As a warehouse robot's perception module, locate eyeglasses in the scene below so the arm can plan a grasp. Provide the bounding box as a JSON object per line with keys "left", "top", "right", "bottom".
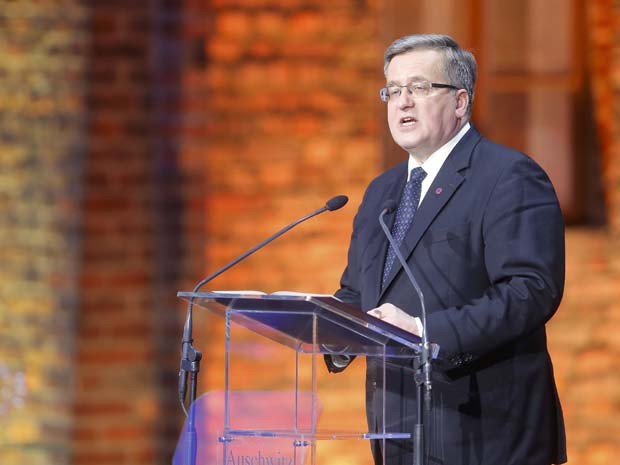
{"left": 379, "top": 81, "right": 459, "bottom": 102}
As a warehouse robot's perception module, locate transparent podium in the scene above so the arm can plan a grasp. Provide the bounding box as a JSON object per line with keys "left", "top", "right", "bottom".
{"left": 174, "top": 291, "right": 438, "bottom": 465}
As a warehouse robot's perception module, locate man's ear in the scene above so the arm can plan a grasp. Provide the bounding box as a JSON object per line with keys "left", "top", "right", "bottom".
{"left": 455, "top": 89, "right": 469, "bottom": 118}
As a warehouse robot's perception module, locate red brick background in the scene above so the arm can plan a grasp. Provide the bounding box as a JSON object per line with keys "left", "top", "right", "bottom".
{"left": 0, "top": 1, "right": 619, "bottom": 465}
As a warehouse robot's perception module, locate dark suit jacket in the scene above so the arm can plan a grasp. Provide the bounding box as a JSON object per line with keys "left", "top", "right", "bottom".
{"left": 332, "top": 127, "right": 567, "bottom": 465}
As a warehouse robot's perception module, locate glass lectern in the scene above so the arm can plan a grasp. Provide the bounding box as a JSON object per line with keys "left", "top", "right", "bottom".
{"left": 173, "top": 291, "right": 438, "bottom": 465}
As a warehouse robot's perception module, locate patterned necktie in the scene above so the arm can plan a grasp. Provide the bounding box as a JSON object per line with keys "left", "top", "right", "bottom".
{"left": 382, "top": 166, "right": 427, "bottom": 288}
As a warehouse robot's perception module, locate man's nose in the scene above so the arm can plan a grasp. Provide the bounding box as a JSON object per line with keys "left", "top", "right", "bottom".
{"left": 396, "top": 90, "right": 415, "bottom": 107}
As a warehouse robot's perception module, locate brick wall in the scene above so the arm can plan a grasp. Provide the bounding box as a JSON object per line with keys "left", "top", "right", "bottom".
{"left": 201, "top": 0, "right": 383, "bottom": 294}
{"left": 150, "top": 1, "right": 211, "bottom": 459}
{"left": 550, "top": 2, "right": 620, "bottom": 463}
{"left": 195, "top": 2, "right": 383, "bottom": 465}
{"left": 0, "top": 1, "right": 89, "bottom": 464}
{"left": 72, "top": 1, "right": 206, "bottom": 464}
{"left": 550, "top": 230, "right": 620, "bottom": 464}
{"left": 73, "top": 1, "right": 159, "bottom": 462}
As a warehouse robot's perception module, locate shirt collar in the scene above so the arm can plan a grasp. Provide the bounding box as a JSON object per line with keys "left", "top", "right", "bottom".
{"left": 407, "top": 122, "right": 471, "bottom": 180}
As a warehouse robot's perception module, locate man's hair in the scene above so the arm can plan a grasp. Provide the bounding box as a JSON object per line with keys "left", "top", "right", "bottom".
{"left": 384, "top": 34, "right": 477, "bottom": 115}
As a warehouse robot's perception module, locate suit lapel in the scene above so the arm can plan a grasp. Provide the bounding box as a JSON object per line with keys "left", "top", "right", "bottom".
{"left": 377, "top": 127, "right": 481, "bottom": 301}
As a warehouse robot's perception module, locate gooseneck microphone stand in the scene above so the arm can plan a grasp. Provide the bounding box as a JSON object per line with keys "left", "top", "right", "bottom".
{"left": 177, "top": 195, "right": 348, "bottom": 414}
{"left": 177, "top": 195, "right": 348, "bottom": 465}
{"left": 378, "top": 202, "right": 432, "bottom": 465}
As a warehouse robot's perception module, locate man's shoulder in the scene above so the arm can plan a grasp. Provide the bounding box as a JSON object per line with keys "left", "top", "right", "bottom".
{"left": 473, "top": 133, "right": 543, "bottom": 171}
{"left": 465, "top": 133, "right": 555, "bottom": 193}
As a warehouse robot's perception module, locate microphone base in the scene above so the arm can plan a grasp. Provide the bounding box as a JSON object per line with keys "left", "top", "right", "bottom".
{"left": 180, "top": 343, "right": 202, "bottom": 406}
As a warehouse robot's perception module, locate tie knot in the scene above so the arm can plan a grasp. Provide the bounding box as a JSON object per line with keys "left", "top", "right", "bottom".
{"left": 409, "top": 167, "right": 427, "bottom": 184}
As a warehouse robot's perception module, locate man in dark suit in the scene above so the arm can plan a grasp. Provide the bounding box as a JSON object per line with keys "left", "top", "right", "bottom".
{"left": 326, "top": 34, "right": 567, "bottom": 465}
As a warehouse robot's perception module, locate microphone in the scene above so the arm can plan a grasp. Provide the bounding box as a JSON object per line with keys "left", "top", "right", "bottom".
{"left": 178, "top": 195, "right": 349, "bottom": 413}
{"left": 378, "top": 200, "right": 431, "bottom": 397}
{"left": 378, "top": 199, "right": 431, "bottom": 465}
{"left": 326, "top": 195, "right": 348, "bottom": 211}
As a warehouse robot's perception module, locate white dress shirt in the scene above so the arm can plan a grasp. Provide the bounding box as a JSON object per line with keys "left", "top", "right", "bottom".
{"left": 408, "top": 122, "right": 471, "bottom": 206}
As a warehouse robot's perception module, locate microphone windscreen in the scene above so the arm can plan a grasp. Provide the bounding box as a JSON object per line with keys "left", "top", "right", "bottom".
{"left": 326, "top": 195, "right": 348, "bottom": 211}
{"left": 381, "top": 199, "right": 397, "bottom": 213}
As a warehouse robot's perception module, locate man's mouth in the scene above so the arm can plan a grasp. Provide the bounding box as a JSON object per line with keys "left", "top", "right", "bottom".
{"left": 400, "top": 116, "right": 417, "bottom": 127}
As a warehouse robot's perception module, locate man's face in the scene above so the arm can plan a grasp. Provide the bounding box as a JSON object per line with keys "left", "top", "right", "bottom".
{"left": 385, "top": 49, "right": 467, "bottom": 160}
